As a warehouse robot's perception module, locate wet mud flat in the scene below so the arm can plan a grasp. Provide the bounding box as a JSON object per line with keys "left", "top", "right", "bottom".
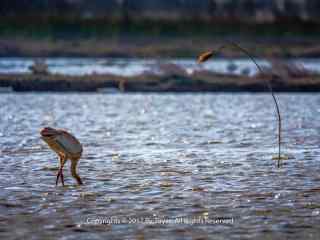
{"left": 1, "top": 71, "right": 320, "bottom": 92}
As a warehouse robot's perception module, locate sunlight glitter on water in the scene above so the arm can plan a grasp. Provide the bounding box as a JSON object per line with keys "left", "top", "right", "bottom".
{"left": 0, "top": 93, "right": 320, "bottom": 239}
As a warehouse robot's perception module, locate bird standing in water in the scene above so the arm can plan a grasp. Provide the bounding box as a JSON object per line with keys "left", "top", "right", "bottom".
{"left": 40, "top": 127, "right": 83, "bottom": 186}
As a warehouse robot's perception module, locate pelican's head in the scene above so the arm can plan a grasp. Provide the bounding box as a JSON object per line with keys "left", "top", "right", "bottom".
{"left": 40, "top": 127, "right": 60, "bottom": 141}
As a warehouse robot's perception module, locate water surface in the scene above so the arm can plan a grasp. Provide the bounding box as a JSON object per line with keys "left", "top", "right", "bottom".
{"left": 0, "top": 93, "right": 319, "bottom": 239}
{"left": 1, "top": 57, "right": 320, "bottom": 77}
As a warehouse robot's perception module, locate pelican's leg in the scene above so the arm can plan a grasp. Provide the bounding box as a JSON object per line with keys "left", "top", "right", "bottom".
{"left": 56, "top": 154, "right": 67, "bottom": 186}
{"left": 56, "top": 157, "right": 62, "bottom": 186}
{"left": 56, "top": 169, "right": 61, "bottom": 186}
{"left": 60, "top": 156, "right": 67, "bottom": 186}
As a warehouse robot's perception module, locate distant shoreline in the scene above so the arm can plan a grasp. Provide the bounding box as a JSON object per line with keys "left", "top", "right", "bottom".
{"left": 1, "top": 36, "right": 320, "bottom": 59}
{"left": 1, "top": 72, "right": 319, "bottom": 92}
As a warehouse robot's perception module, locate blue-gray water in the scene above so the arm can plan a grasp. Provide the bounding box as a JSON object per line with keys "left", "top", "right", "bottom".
{"left": 0, "top": 93, "right": 320, "bottom": 239}
{"left": 1, "top": 57, "right": 320, "bottom": 76}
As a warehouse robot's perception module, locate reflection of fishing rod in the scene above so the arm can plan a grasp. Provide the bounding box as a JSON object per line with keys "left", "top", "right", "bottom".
{"left": 198, "top": 42, "right": 282, "bottom": 168}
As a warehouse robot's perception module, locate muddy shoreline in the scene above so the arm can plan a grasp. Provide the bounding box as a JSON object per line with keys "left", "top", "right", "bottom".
{"left": 1, "top": 72, "right": 319, "bottom": 92}
{"left": 2, "top": 37, "right": 320, "bottom": 59}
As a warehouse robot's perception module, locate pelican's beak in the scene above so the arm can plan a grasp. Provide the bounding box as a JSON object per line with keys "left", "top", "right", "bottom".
{"left": 197, "top": 50, "right": 214, "bottom": 63}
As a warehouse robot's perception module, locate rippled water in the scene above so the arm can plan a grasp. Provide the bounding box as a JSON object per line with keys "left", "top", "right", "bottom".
{"left": 0, "top": 93, "right": 320, "bottom": 239}
{"left": 1, "top": 57, "right": 320, "bottom": 76}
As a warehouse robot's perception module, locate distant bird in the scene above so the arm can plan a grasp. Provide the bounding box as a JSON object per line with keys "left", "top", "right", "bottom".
{"left": 198, "top": 50, "right": 214, "bottom": 63}
{"left": 40, "top": 127, "right": 83, "bottom": 186}
{"left": 29, "top": 59, "right": 49, "bottom": 75}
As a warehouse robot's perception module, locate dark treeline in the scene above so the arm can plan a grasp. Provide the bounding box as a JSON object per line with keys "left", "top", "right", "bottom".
{"left": 0, "top": 0, "right": 320, "bottom": 23}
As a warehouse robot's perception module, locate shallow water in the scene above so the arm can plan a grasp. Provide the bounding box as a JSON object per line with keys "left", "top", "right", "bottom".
{"left": 1, "top": 57, "right": 320, "bottom": 77}
{"left": 0, "top": 93, "right": 320, "bottom": 239}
